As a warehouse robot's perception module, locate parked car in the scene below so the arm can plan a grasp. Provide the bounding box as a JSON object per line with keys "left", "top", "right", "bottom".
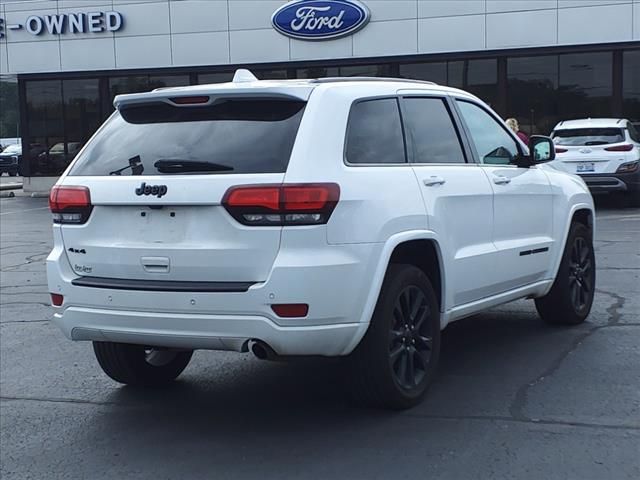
{"left": 38, "top": 142, "right": 83, "bottom": 172}
{"left": 550, "top": 118, "right": 640, "bottom": 206}
{"left": 47, "top": 71, "right": 596, "bottom": 409}
{"left": 0, "top": 144, "right": 22, "bottom": 176}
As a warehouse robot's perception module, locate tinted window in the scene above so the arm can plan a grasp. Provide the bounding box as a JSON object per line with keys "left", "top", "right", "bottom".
{"left": 399, "top": 62, "right": 447, "bottom": 84}
{"left": 457, "top": 101, "right": 519, "bottom": 165}
{"left": 346, "top": 98, "right": 406, "bottom": 164}
{"left": 508, "top": 55, "right": 559, "bottom": 135}
{"left": 628, "top": 123, "right": 640, "bottom": 143}
{"left": 449, "top": 59, "right": 499, "bottom": 111}
{"left": 552, "top": 128, "right": 624, "bottom": 146}
{"left": 402, "top": 98, "right": 466, "bottom": 164}
{"left": 559, "top": 52, "right": 612, "bottom": 119}
{"left": 623, "top": 50, "right": 640, "bottom": 121}
{"left": 69, "top": 99, "right": 305, "bottom": 176}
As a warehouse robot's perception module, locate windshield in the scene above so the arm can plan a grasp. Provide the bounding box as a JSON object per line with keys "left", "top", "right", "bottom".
{"left": 69, "top": 98, "right": 306, "bottom": 176}
{"left": 2, "top": 144, "right": 21, "bottom": 154}
{"left": 552, "top": 128, "right": 625, "bottom": 146}
{"left": 49, "top": 143, "right": 66, "bottom": 153}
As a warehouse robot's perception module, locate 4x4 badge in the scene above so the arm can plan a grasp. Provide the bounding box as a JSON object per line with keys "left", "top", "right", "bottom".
{"left": 135, "top": 182, "right": 167, "bottom": 198}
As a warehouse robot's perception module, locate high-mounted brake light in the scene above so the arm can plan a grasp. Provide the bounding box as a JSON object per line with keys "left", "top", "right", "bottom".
{"left": 169, "top": 96, "right": 210, "bottom": 105}
{"left": 49, "top": 186, "right": 93, "bottom": 224}
{"left": 222, "top": 184, "right": 340, "bottom": 226}
{"left": 604, "top": 144, "right": 634, "bottom": 152}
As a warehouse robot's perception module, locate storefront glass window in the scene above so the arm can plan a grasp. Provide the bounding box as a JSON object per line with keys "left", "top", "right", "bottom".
{"left": 59, "top": 79, "right": 101, "bottom": 173}
{"left": 148, "top": 75, "right": 190, "bottom": 90}
{"left": 623, "top": 50, "right": 640, "bottom": 121}
{"left": 339, "top": 64, "right": 393, "bottom": 77}
{"left": 197, "top": 72, "right": 234, "bottom": 84}
{"left": 256, "top": 70, "right": 288, "bottom": 80}
{"left": 25, "top": 80, "right": 64, "bottom": 176}
{"left": 508, "top": 55, "right": 559, "bottom": 135}
{"left": 448, "top": 59, "right": 498, "bottom": 109}
{"left": 109, "top": 76, "right": 149, "bottom": 98}
{"left": 296, "top": 67, "right": 340, "bottom": 78}
{"left": 398, "top": 62, "right": 447, "bottom": 84}
{"left": 559, "top": 52, "right": 612, "bottom": 120}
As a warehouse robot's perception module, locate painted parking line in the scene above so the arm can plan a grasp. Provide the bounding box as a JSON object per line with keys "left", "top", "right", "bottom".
{"left": 0, "top": 207, "right": 49, "bottom": 216}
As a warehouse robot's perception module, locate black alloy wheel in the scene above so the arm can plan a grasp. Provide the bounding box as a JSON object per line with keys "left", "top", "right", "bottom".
{"left": 568, "top": 235, "right": 594, "bottom": 313}
{"left": 389, "top": 286, "right": 434, "bottom": 391}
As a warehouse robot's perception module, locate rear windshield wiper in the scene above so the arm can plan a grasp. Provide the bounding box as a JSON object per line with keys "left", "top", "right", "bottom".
{"left": 584, "top": 141, "right": 610, "bottom": 146}
{"left": 154, "top": 159, "right": 235, "bottom": 174}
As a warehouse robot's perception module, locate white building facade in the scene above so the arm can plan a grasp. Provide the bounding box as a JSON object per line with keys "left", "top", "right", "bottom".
{"left": 0, "top": 0, "right": 638, "bottom": 189}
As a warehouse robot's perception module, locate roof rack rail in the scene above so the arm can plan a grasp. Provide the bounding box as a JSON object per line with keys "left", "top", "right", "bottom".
{"left": 310, "top": 77, "right": 437, "bottom": 86}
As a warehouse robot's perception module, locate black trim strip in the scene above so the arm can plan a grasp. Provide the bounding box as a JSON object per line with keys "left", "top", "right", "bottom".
{"left": 519, "top": 247, "right": 549, "bottom": 257}
{"left": 71, "top": 276, "right": 255, "bottom": 293}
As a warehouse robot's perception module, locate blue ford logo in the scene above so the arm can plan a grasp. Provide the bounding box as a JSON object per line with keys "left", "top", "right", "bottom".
{"left": 271, "top": 0, "right": 370, "bottom": 41}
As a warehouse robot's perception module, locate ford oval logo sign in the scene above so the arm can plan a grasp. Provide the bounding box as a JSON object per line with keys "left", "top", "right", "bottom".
{"left": 271, "top": 0, "right": 370, "bottom": 41}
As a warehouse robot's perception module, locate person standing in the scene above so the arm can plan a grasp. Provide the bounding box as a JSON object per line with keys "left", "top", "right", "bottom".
{"left": 506, "top": 118, "right": 529, "bottom": 146}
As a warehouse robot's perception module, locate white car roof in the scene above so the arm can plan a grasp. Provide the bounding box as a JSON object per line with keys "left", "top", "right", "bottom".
{"left": 113, "top": 69, "right": 479, "bottom": 109}
{"left": 553, "top": 118, "right": 629, "bottom": 130}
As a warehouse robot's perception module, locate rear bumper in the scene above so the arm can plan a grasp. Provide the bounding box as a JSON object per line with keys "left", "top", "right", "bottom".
{"left": 54, "top": 307, "right": 361, "bottom": 356}
{"left": 47, "top": 230, "right": 378, "bottom": 356}
{"left": 579, "top": 169, "right": 640, "bottom": 193}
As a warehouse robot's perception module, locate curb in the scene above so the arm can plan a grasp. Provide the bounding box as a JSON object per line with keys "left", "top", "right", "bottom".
{"left": 0, "top": 183, "right": 23, "bottom": 191}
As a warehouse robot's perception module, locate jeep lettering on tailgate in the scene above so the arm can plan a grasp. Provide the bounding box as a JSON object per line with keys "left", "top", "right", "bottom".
{"left": 135, "top": 182, "right": 167, "bottom": 198}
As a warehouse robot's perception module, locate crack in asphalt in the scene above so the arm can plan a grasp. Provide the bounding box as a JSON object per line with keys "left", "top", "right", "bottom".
{"left": 0, "top": 301, "right": 52, "bottom": 307}
{"left": 1, "top": 395, "right": 638, "bottom": 432}
{"left": 0, "top": 319, "right": 50, "bottom": 324}
{"left": 509, "top": 289, "right": 626, "bottom": 422}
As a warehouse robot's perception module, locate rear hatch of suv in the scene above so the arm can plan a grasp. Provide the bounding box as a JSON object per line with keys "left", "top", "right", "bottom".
{"left": 551, "top": 127, "right": 635, "bottom": 174}
{"left": 53, "top": 92, "right": 310, "bottom": 286}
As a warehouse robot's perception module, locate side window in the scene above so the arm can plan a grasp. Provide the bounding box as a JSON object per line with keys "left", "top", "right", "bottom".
{"left": 627, "top": 122, "right": 640, "bottom": 143}
{"left": 402, "top": 97, "right": 466, "bottom": 164}
{"left": 456, "top": 100, "right": 520, "bottom": 165}
{"left": 345, "top": 98, "right": 406, "bottom": 164}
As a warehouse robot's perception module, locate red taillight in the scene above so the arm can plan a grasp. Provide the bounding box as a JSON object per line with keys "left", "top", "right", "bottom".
{"left": 169, "top": 96, "right": 210, "bottom": 105}
{"left": 222, "top": 183, "right": 340, "bottom": 226}
{"left": 49, "top": 186, "right": 92, "bottom": 224}
{"left": 50, "top": 293, "right": 63, "bottom": 307}
{"left": 604, "top": 144, "right": 634, "bottom": 152}
{"left": 271, "top": 304, "right": 309, "bottom": 318}
{"left": 555, "top": 147, "right": 568, "bottom": 153}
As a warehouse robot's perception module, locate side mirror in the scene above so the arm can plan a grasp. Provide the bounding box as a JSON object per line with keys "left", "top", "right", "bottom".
{"left": 530, "top": 135, "right": 556, "bottom": 164}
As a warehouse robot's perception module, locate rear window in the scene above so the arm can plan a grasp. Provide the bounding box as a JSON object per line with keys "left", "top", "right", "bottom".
{"left": 69, "top": 98, "right": 306, "bottom": 176}
{"left": 552, "top": 128, "right": 624, "bottom": 146}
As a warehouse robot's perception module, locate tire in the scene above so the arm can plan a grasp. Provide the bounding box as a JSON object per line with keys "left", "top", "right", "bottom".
{"left": 346, "top": 264, "right": 441, "bottom": 409}
{"left": 625, "top": 192, "right": 640, "bottom": 208}
{"left": 8, "top": 170, "right": 17, "bottom": 177}
{"left": 535, "top": 223, "right": 595, "bottom": 325}
{"left": 93, "top": 342, "right": 193, "bottom": 386}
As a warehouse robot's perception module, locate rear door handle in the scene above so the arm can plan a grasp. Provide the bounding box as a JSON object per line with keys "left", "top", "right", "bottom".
{"left": 423, "top": 176, "right": 446, "bottom": 187}
{"left": 493, "top": 175, "right": 511, "bottom": 185}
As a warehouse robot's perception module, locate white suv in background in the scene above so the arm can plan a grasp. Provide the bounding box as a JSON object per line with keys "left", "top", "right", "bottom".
{"left": 550, "top": 118, "right": 640, "bottom": 206}
{"left": 47, "top": 71, "right": 596, "bottom": 409}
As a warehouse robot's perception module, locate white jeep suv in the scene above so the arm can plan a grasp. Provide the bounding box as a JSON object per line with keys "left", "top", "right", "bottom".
{"left": 550, "top": 118, "right": 640, "bottom": 206}
{"left": 47, "top": 71, "right": 596, "bottom": 409}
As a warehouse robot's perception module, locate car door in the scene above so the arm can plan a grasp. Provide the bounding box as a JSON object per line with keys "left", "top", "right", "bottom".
{"left": 454, "top": 98, "right": 554, "bottom": 290}
{"left": 400, "top": 94, "right": 499, "bottom": 308}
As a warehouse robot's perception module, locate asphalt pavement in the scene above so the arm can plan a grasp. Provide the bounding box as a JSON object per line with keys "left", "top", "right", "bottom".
{"left": 1, "top": 194, "right": 638, "bottom": 480}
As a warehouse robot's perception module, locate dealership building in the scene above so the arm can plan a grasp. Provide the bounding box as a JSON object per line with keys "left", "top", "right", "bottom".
{"left": 0, "top": 0, "right": 639, "bottom": 191}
